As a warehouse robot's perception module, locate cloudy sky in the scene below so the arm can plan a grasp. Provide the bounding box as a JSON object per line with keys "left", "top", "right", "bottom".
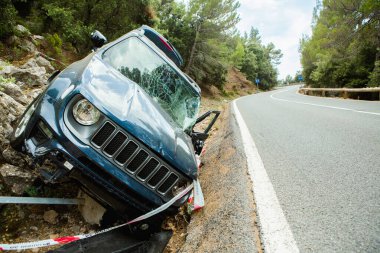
{"left": 236, "top": 0, "right": 316, "bottom": 79}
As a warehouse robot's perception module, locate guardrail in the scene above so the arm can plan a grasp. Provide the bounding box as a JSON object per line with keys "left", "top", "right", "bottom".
{"left": 299, "top": 87, "right": 380, "bottom": 100}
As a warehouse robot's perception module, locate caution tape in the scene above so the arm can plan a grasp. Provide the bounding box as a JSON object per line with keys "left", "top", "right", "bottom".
{"left": 0, "top": 183, "right": 193, "bottom": 251}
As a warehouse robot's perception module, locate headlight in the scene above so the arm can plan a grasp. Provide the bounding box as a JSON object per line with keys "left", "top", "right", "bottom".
{"left": 72, "top": 99, "right": 100, "bottom": 125}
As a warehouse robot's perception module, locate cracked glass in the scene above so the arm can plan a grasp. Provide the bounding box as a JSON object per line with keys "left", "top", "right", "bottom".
{"left": 103, "top": 36, "right": 200, "bottom": 131}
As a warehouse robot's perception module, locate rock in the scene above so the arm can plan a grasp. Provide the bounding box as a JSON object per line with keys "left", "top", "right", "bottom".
{"left": 78, "top": 190, "right": 106, "bottom": 225}
{"left": 15, "top": 25, "right": 31, "bottom": 36}
{"left": 9, "top": 66, "right": 47, "bottom": 87}
{"left": 30, "top": 226, "right": 39, "bottom": 231}
{"left": 0, "top": 163, "right": 35, "bottom": 195}
{"left": 21, "top": 40, "right": 37, "bottom": 53}
{"left": 43, "top": 210, "right": 58, "bottom": 224}
{"left": 71, "top": 225, "right": 81, "bottom": 234}
{"left": 0, "top": 92, "right": 25, "bottom": 155}
{"left": 49, "top": 234, "right": 59, "bottom": 239}
{"left": 31, "top": 35, "right": 45, "bottom": 41}
{"left": 0, "top": 81, "right": 28, "bottom": 105}
{"left": 0, "top": 65, "right": 47, "bottom": 88}
{"left": 21, "top": 56, "right": 55, "bottom": 73}
{"left": 5, "top": 35, "right": 20, "bottom": 46}
{"left": 35, "top": 56, "right": 55, "bottom": 72}
{"left": 2, "top": 146, "right": 30, "bottom": 168}
{"left": 0, "top": 58, "right": 49, "bottom": 87}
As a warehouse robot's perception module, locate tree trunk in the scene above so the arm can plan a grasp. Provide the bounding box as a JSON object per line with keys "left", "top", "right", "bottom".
{"left": 185, "top": 23, "right": 201, "bottom": 74}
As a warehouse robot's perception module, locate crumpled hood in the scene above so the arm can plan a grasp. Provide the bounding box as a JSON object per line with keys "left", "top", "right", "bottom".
{"left": 77, "top": 56, "right": 197, "bottom": 179}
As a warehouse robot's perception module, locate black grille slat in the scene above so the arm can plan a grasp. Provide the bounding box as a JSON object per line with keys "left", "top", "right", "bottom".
{"left": 115, "top": 141, "right": 138, "bottom": 165}
{"left": 148, "top": 166, "right": 169, "bottom": 187}
{"left": 90, "top": 121, "right": 188, "bottom": 197}
{"left": 137, "top": 159, "right": 159, "bottom": 180}
{"left": 92, "top": 122, "right": 115, "bottom": 147}
{"left": 127, "top": 150, "right": 149, "bottom": 172}
{"left": 158, "top": 173, "right": 178, "bottom": 193}
{"left": 104, "top": 132, "right": 127, "bottom": 156}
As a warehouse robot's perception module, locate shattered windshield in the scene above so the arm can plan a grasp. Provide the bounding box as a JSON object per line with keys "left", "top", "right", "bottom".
{"left": 102, "top": 36, "right": 200, "bottom": 131}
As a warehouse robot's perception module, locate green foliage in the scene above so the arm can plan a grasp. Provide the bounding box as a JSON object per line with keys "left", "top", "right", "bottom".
{"left": 240, "top": 27, "right": 281, "bottom": 90}
{"left": 285, "top": 75, "right": 293, "bottom": 84}
{"left": 25, "top": 186, "right": 38, "bottom": 197}
{"left": 179, "top": 0, "right": 240, "bottom": 88}
{"left": 0, "top": 0, "right": 17, "bottom": 39}
{"left": 231, "top": 39, "right": 245, "bottom": 67}
{"left": 0, "top": 0, "right": 283, "bottom": 91}
{"left": 369, "top": 60, "right": 380, "bottom": 87}
{"left": 46, "top": 33, "right": 62, "bottom": 55}
{"left": 0, "top": 75, "right": 16, "bottom": 91}
{"left": 300, "top": 0, "right": 380, "bottom": 88}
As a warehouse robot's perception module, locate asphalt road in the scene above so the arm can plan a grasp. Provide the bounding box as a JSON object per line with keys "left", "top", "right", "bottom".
{"left": 236, "top": 86, "right": 380, "bottom": 252}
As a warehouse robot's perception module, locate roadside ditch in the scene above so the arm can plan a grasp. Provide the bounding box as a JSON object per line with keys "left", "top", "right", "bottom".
{"left": 167, "top": 103, "right": 263, "bottom": 253}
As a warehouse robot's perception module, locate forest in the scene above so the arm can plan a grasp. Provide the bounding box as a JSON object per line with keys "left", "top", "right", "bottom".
{"left": 300, "top": 0, "right": 379, "bottom": 88}
{"left": 0, "top": 0, "right": 282, "bottom": 90}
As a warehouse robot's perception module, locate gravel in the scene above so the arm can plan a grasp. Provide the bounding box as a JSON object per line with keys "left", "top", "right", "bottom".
{"left": 180, "top": 105, "right": 262, "bottom": 253}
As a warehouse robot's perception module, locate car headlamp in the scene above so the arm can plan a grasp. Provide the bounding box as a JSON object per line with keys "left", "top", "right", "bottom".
{"left": 72, "top": 99, "right": 100, "bottom": 125}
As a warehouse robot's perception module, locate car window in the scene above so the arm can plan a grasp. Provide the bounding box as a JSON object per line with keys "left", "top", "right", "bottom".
{"left": 102, "top": 36, "right": 200, "bottom": 131}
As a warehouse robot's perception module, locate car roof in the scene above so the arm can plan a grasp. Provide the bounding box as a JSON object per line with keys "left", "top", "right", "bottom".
{"left": 140, "top": 25, "right": 184, "bottom": 68}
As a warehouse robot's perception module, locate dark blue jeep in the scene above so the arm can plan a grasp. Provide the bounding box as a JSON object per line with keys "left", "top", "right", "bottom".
{"left": 10, "top": 26, "right": 219, "bottom": 227}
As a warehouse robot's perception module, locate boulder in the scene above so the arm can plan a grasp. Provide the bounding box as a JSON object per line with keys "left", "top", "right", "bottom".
{"left": 43, "top": 210, "right": 58, "bottom": 224}
{"left": 0, "top": 92, "right": 25, "bottom": 155}
{"left": 2, "top": 146, "right": 30, "bottom": 168}
{"left": 0, "top": 163, "right": 36, "bottom": 195}
{"left": 15, "top": 25, "right": 31, "bottom": 36}
{"left": 22, "top": 56, "right": 55, "bottom": 73}
{"left": 0, "top": 65, "right": 47, "bottom": 88}
{"left": 78, "top": 190, "right": 106, "bottom": 225}
{"left": 0, "top": 81, "right": 28, "bottom": 105}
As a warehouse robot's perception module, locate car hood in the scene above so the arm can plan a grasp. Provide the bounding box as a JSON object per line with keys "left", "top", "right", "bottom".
{"left": 77, "top": 56, "right": 197, "bottom": 179}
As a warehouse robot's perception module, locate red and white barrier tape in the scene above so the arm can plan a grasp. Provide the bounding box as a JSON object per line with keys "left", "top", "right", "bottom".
{"left": 0, "top": 183, "right": 193, "bottom": 251}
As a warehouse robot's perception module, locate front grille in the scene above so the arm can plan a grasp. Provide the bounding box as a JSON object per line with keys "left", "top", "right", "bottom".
{"left": 92, "top": 122, "right": 115, "bottom": 147}
{"left": 127, "top": 150, "right": 149, "bottom": 172}
{"left": 148, "top": 166, "right": 169, "bottom": 187}
{"left": 115, "top": 141, "right": 138, "bottom": 164}
{"left": 158, "top": 173, "right": 178, "bottom": 194}
{"left": 104, "top": 132, "right": 127, "bottom": 156}
{"left": 137, "top": 159, "right": 159, "bottom": 180}
{"left": 90, "top": 121, "right": 185, "bottom": 197}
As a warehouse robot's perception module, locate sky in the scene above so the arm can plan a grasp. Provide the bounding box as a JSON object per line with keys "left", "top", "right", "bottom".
{"left": 236, "top": 0, "right": 316, "bottom": 79}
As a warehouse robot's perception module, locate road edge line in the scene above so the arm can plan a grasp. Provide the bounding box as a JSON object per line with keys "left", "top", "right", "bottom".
{"left": 270, "top": 88, "right": 380, "bottom": 116}
{"left": 232, "top": 100, "right": 299, "bottom": 253}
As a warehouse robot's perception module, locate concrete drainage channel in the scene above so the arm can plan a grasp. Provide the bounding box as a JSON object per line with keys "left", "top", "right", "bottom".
{"left": 179, "top": 104, "right": 263, "bottom": 253}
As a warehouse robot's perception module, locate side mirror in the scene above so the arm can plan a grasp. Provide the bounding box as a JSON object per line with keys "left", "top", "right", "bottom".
{"left": 91, "top": 30, "right": 107, "bottom": 49}
{"left": 191, "top": 110, "right": 220, "bottom": 155}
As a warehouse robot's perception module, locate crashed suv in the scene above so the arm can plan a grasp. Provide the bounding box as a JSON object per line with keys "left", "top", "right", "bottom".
{"left": 10, "top": 26, "right": 219, "bottom": 225}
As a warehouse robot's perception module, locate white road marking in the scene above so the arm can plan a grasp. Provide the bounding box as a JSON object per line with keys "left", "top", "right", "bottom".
{"left": 270, "top": 89, "right": 380, "bottom": 116}
{"left": 232, "top": 100, "right": 299, "bottom": 253}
